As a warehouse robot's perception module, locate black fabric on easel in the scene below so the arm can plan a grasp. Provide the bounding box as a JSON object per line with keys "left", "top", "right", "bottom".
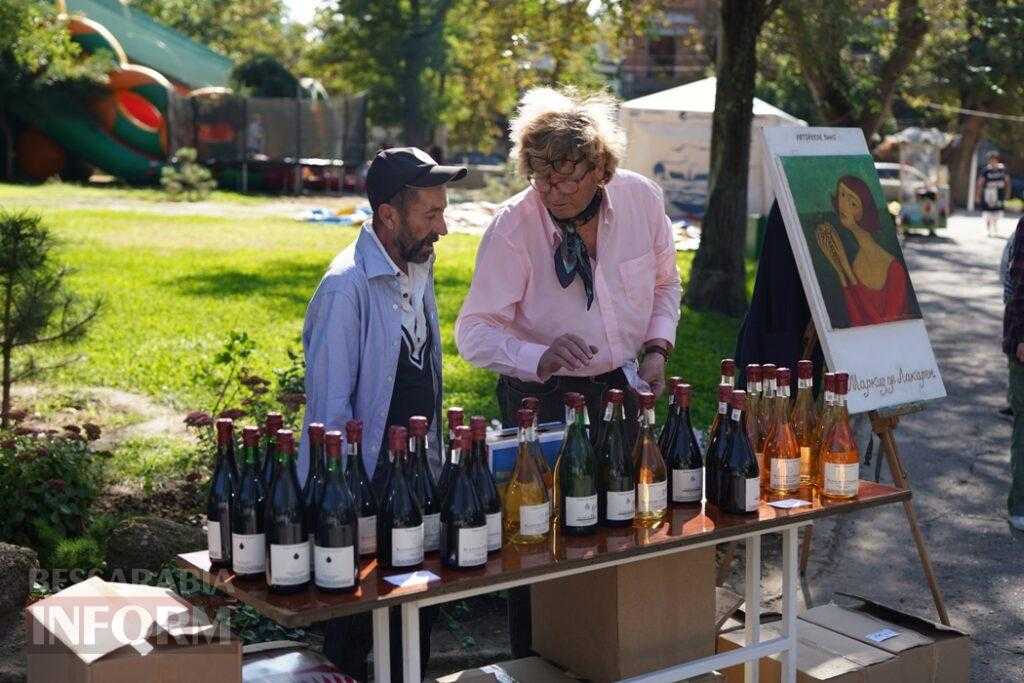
{"left": 734, "top": 201, "right": 825, "bottom": 391}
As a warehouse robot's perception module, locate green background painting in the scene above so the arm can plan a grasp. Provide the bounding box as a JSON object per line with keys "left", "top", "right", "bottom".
{"left": 780, "top": 154, "right": 921, "bottom": 329}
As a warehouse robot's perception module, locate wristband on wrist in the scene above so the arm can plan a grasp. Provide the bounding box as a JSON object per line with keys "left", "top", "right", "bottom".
{"left": 643, "top": 345, "right": 670, "bottom": 362}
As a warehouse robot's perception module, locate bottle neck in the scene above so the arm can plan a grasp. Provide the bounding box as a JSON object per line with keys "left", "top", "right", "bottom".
{"left": 640, "top": 406, "right": 656, "bottom": 431}
{"left": 346, "top": 442, "right": 364, "bottom": 474}
{"left": 241, "top": 445, "right": 258, "bottom": 468}
{"left": 310, "top": 442, "right": 324, "bottom": 476}
{"left": 411, "top": 435, "right": 428, "bottom": 464}
{"left": 325, "top": 451, "right": 342, "bottom": 477}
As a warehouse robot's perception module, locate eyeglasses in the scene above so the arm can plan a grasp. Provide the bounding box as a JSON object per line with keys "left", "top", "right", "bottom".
{"left": 527, "top": 157, "right": 593, "bottom": 195}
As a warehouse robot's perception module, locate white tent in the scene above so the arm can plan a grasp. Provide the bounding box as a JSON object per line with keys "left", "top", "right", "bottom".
{"left": 619, "top": 77, "right": 806, "bottom": 221}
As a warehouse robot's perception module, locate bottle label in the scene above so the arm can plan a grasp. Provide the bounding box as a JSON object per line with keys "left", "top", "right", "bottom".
{"left": 780, "top": 386, "right": 791, "bottom": 399}
{"left": 391, "top": 525, "right": 424, "bottom": 567}
{"left": 231, "top": 533, "right": 265, "bottom": 574}
{"left": 824, "top": 463, "right": 859, "bottom": 497}
{"left": 752, "top": 381, "right": 762, "bottom": 394}
{"left": 269, "top": 542, "right": 310, "bottom": 586}
{"left": 744, "top": 477, "right": 760, "bottom": 512}
{"left": 358, "top": 515, "right": 377, "bottom": 556}
{"left": 638, "top": 480, "right": 667, "bottom": 513}
{"left": 458, "top": 525, "right": 488, "bottom": 567}
{"left": 423, "top": 513, "right": 441, "bottom": 552}
{"left": 565, "top": 494, "right": 598, "bottom": 527}
{"left": 486, "top": 512, "right": 502, "bottom": 551}
{"left": 672, "top": 468, "right": 702, "bottom": 502}
{"left": 314, "top": 545, "right": 355, "bottom": 589}
{"left": 520, "top": 503, "right": 550, "bottom": 536}
{"left": 799, "top": 378, "right": 812, "bottom": 389}
{"left": 718, "top": 402, "right": 727, "bottom": 415}
{"left": 771, "top": 458, "right": 800, "bottom": 490}
{"left": 206, "top": 520, "right": 222, "bottom": 561}
{"left": 731, "top": 408, "right": 742, "bottom": 421}
{"left": 604, "top": 403, "right": 613, "bottom": 421}
{"left": 606, "top": 489, "right": 635, "bottom": 521}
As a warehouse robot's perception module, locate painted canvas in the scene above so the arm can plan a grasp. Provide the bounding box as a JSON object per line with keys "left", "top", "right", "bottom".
{"left": 779, "top": 154, "right": 921, "bottom": 330}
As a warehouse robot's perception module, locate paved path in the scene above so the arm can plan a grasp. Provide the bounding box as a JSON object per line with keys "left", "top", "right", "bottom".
{"left": 802, "top": 212, "right": 1024, "bottom": 682}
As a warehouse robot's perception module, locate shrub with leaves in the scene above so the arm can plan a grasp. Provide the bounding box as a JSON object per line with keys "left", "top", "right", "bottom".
{"left": 160, "top": 147, "right": 217, "bottom": 201}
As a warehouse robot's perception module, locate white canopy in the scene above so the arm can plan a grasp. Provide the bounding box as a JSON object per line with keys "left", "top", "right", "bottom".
{"left": 619, "top": 77, "right": 807, "bottom": 220}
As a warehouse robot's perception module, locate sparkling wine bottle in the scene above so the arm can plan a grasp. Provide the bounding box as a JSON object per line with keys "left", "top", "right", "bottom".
{"left": 468, "top": 416, "right": 502, "bottom": 552}
{"left": 813, "top": 372, "right": 837, "bottom": 489}
{"left": 705, "top": 383, "right": 733, "bottom": 507}
{"left": 821, "top": 372, "right": 859, "bottom": 500}
{"left": 766, "top": 368, "right": 801, "bottom": 495}
{"left": 720, "top": 358, "right": 736, "bottom": 387}
{"left": 556, "top": 392, "right": 598, "bottom": 535}
{"left": 314, "top": 430, "right": 359, "bottom": 592}
{"left": 344, "top": 420, "right": 378, "bottom": 557}
{"left": 377, "top": 426, "right": 424, "bottom": 569}
{"left": 302, "top": 423, "right": 326, "bottom": 574}
{"left": 231, "top": 425, "right": 265, "bottom": 579}
{"left": 503, "top": 408, "right": 551, "bottom": 544}
{"left": 437, "top": 406, "right": 464, "bottom": 503}
{"left": 665, "top": 383, "right": 703, "bottom": 504}
{"left": 206, "top": 418, "right": 237, "bottom": 569}
{"left": 265, "top": 429, "right": 310, "bottom": 593}
{"left": 633, "top": 391, "right": 668, "bottom": 526}
{"left": 791, "top": 360, "right": 818, "bottom": 486}
{"left": 658, "top": 377, "right": 684, "bottom": 456}
{"left": 597, "top": 389, "right": 635, "bottom": 527}
{"left": 440, "top": 426, "right": 488, "bottom": 568}
{"left": 521, "top": 397, "right": 553, "bottom": 505}
{"left": 745, "top": 364, "right": 764, "bottom": 474}
{"left": 722, "top": 391, "right": 760, "bottom": 515}
{"left": 259, "top": 412, "right": 284, "bottom": 494}
{"left": 408, "top": 415, "right": 441, "bottom": 553}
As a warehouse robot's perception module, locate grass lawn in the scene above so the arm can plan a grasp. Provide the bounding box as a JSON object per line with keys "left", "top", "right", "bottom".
{"left": 0, "top": 180, "right": 265, "bottom": 205}
{"left": 12, "top": 192, "right": 750, "bottom": 439}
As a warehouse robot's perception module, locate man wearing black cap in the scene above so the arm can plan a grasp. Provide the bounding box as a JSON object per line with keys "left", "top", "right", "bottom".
{"left": 301, "top": 147, "right": 466, "bottom": 681}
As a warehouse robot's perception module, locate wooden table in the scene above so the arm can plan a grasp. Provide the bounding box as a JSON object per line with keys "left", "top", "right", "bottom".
{"left": 178, "top": 481, "right": 909, "bottom": 683}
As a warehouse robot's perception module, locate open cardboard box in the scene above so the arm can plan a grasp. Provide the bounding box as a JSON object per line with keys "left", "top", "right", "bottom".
{"left": 25, "top": 576, "right": 240, "bottom": 683}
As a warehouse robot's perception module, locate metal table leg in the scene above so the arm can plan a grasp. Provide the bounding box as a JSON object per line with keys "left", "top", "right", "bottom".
{"left": 373, "top": 607, "right": 390, "bottom": 683}
{"left": 401, "top": 601, "right": 421, "bottom": 683}
{"left": 744, "top": 535, "right": 761, "bottom": 683}
{"left": 780, "top": 527, "right": 799, "bottom": 682}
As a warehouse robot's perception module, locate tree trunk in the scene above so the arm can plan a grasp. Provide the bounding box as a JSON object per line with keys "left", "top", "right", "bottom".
{"left": 686, "top": 0, "right": 774, "bottom": 316}
{"left": 947, "top": 112, "right": 987, "bottom": 209}
{"left": 0, "top": 109, "right": 13, "bottom": 182}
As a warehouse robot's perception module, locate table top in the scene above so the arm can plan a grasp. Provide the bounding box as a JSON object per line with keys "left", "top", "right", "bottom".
{"left": 177, "top": 481, "right": 909, "bottom": 627}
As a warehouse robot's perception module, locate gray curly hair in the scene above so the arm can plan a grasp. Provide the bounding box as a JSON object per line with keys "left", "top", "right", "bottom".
{"left": 509, "top": 86, "right": 626, "bottom": 184}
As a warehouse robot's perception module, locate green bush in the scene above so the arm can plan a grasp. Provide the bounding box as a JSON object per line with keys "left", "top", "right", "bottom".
{"left": 49, "top": 536, "right": 104, "bottom": 587}
{"left": 160, "top": 148, "right": 217, "bottom": 201}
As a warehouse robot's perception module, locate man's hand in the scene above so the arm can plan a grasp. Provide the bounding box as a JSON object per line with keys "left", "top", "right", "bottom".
{"left": 537, "top": 334, "right": 597, "bottom": 381}
{"left": 1016, "top": 342, "right": 1024, "bottom": 364}
{"left": 638, "top": 352, "right": 667, "bottom": 398}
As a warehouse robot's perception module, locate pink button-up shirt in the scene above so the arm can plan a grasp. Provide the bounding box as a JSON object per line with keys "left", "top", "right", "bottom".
{"left": 455, "top": 169, "right": 681, "bottom": 382}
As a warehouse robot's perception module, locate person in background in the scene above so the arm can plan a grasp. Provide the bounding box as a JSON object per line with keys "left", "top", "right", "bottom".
{"left": 1001, "top": 215, "right": 1024, "bottom": 531}
{"left": 455, "top": 86, "right": 681, "bottom": 656}
{"left": 978, "top": 151, "right": 1011, "bottom": 238}
{"left": 302, "top": 146, "right": 465, "bottom": 680}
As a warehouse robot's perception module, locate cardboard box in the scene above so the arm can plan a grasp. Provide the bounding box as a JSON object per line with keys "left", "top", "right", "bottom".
{"left": 802, "top": 596, "right": 970, "bottom": 683}
{"left": 531, "top": 547, "right": 716, "bottom": 682}
{"left": 26, "top": 576, "right": 240, "bottom": 683}
{"left": 430, "top": 656, "right": 580, "bottom": 682}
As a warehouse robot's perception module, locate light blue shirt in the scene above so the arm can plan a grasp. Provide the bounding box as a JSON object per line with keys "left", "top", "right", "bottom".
{"left": 298, "top": 221, "right": 444, "bottom": 483}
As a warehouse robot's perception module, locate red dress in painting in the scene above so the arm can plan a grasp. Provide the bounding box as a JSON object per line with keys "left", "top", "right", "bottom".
{"left": 841, "top": 258, "right": 909, "bottom": 326}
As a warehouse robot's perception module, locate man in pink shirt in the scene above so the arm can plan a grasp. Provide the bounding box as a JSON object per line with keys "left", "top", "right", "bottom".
{"left": 455, "top": 86, "right": 681, "bottom": 657}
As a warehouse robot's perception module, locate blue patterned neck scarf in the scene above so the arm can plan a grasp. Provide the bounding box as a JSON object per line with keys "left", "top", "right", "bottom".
{"left": 552, "top": 188, "right": 603, "bottom": 310}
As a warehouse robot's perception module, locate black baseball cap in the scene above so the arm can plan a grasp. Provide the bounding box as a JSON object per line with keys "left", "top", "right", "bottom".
{"left": 366, "top": 147, "right": 467, "bottom": 211}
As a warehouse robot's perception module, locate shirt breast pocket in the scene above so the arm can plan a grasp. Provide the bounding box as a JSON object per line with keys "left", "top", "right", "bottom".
{"left": 618, "top": 251, "right": 657, "bottom": 312}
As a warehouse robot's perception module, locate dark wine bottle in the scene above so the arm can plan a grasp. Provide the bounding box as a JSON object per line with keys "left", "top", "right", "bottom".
{"left": 705, "top": 383, "right": 732, "bottom": 508}
{"left": 722, "top": 390, "right": 761, "bottom": 515}
{"left": 206, "top": 418, "right": 237, "bottom": 569}
{"left": 231, "top": 425, "right": 265, "bottom": 579}
{"left": 437, "top": 406, "right": 464, "bottom": 504}
{"left": 302, "top": 422, "right": 327, "bottom": 575}
{"left": 556, "top": 392, "right": 598, "bottom": 535}
{"left": 377, "top": 426, "right": 424, "bottom": 569}
{"left": 597, "top": 389, "right": 635, "bottom": 527}
{"left": 265, "top": 429, "right": 310, "bottom": 593}
{"left": 344, "top": 420, "right": 378, "bottom": 557}
{"left": 408, "top": 415, "right": 441, "bottom": 553}
{"left": 666, "top": 383, "right": 704, "bottom": 504}
{"left": 259, "top": 412, "right": 284, "bottom": 494}
{"left": 468, "top": 416, "right": 503, "bottom": 552}
{"left": 657, "top": 376, "right": 684, "bottom": 454}
{"left": 314, "top": 430, "right": 359, "bottom": 593}
{"left": 440, "top": 426, "right": 488, "bottom": 568}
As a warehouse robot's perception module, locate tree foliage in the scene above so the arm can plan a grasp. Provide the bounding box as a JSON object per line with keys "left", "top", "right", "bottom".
{"left": 231, "top": 54, "right": 300, "bottom": 97}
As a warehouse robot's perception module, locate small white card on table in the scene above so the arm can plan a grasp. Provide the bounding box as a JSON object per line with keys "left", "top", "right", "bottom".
{"left": 383, "top": 570, "right": 440, "bottom": 588}
{"left": 767, "top": 499, "right": 812, "bottom": 509}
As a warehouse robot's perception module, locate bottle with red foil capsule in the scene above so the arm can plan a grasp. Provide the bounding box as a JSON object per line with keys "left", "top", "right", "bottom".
{"left": 232, "top": 425, "right": 265, "bottom": 579}
{"left": 722, "top": 391, "right": 760, "bottom": 515}
{"left": 503, "top": 408, "right": 551, "bottom": 544}
{"left": 745, "top": 364, "right": 763, "bottom": 442}
{"left": 408, "top": 416, "right": 441, "bottom": 553}
{"left": 521, "top": 397, "right": 553, "bottom": 503}
{"left": 265, "top": 429, "right": 310, "bottom": 593}
{"left": 665, "top": 383, "right": 703, "bottom": 504}
{"left": 597, "top": 389, "right": 635, "bottom": 527}
{"left": 821, "top": 372, "right": 860, "bottom": 500}
{"left": 206, "top": 418, "right": 237, "bottom": 569}
{"left": 376, "top": 426, "right": 424, "bottom": 569}
{"left": 344, "top": 420, "right": 378, "bottom": 557}
{"left": 813, "top": 372, "right": 838, "bottom": 489}
{"left": 720, "top": 358, "right": 736, "bottom": 387}
{"left": 705, "top": 383, "right": 733, "bottom": 507}
{"left": 758, "top": 364, "right": 777, "bottom": 449}
{"left": 555, "top": 392, "right": 599, "bottom": 535}
{"left": 766, "top": 368, "right": 801, "bottom": 495}
{"left": 658, "top": 376, "right": 684, "bottom": 454}
{"left": 301, "top": 422, "right": 326, "bottom": 574}
{"left": 633, "top": 391, "right": 668, "bottom": 525}
{"left": 468, "top": 416, "right": 503, "bottom": 552}
{"left": 791, "top": 360, "right": 818, "bottom": 486}
{"left": 440, "top": 426, "right": 488, "bottom": 568}
{"left": 437, "top": 406, "right": 464, "bottom": 503}
{"left": 313, "top": 430, "right": 358, "bottom": 593}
